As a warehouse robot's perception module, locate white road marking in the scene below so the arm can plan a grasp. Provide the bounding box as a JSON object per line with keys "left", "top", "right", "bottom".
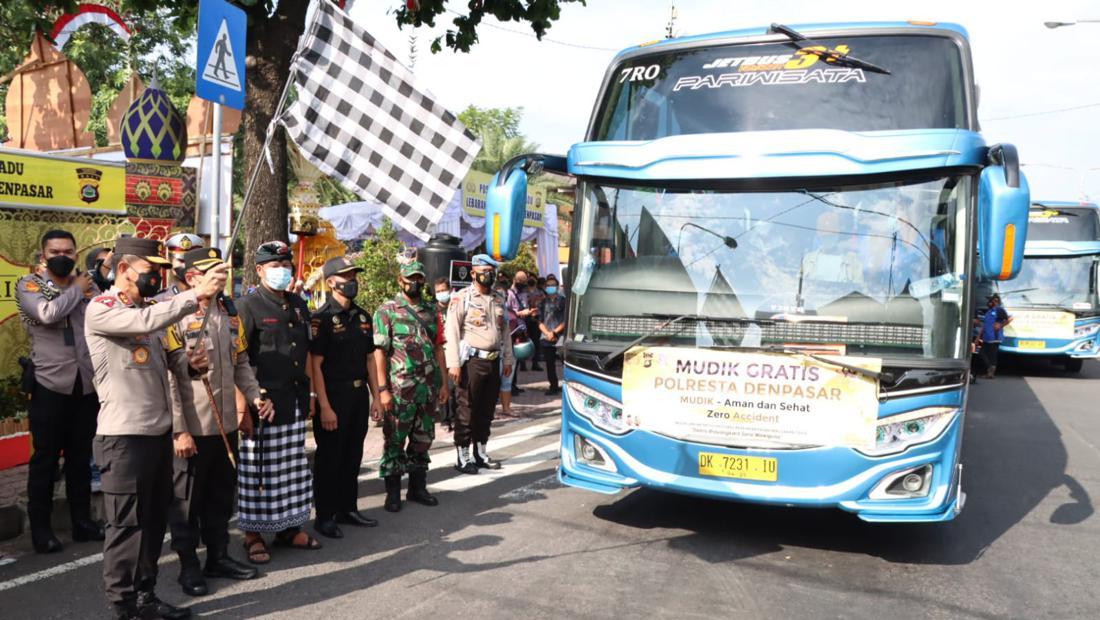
{"left": 0, "top": 419, "right": 562, "bottom": 592}
{"left": 357, "top": 416, "right": 561, "bottom": 481}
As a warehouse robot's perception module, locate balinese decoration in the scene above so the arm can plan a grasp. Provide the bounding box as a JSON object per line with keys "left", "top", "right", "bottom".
{"left": 2, "top": 32, "right": 94, "bottom": 151}
{"left": 125, "top": 162, "right": 197, "bottom": 229}
{"left": 120, "top": 78, "right": 188, "bottom": 163}
{"left": 50, "top": 3, "right": 132, "bottom": 50}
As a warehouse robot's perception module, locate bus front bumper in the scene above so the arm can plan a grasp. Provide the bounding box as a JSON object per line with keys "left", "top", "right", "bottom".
{"left": 1001, "top": 335, "right": 1100, "bottom": 359}
{"left": 559, "top": 412, "right": 965, "bottom": 524}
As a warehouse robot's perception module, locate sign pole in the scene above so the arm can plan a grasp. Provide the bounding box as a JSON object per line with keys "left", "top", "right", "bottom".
{"left": 211, "top": 101, "right": 223, "bottom": 251}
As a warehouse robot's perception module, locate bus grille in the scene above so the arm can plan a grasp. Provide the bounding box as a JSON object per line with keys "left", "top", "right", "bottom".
{"left": 590, "top": 316, "right": 928, "bottom": 348}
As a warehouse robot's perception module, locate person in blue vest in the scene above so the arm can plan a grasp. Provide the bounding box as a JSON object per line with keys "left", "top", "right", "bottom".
{"left": 976, "top": 294, "right": 1012, "bottom": 379}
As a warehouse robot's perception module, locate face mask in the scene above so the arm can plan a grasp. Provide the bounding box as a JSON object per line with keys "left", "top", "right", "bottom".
{"left": 46, "top": 255, "right": 75, "bottom": 278}
{"left": 402, "top": 280, "right": 423, "bottom": 298}
{"left": 546, "top": 286, "right": 558, "bottom": 295}
{"left": 173, "top": 266, "right": 188, "bottom": 284}
{"left": 263, "top": 266, "right": 293, "bottom": 291}
{"left": 133, "top": 269, "right": 161, "bottom": 298}
{"left": 336, "top": 280, "right": 359, "bottom": 299}
{"left": 475, "top": 271, "right": 495, "bottom": 287}
{"left": 436, "top": 291, "right": 451, "bottom": 305}
{"left": 514, "top": 281, "right": 526, "bottom": 290}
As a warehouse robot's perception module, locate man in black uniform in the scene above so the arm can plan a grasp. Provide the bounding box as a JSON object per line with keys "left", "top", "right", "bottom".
{"left": 310, "top": 257, "right": 382, "bottom": 538}
{"left": 235, "top": 241, "right": 320, "bottom": 562}
{"left": 15, "top": 229, "right": 104, "bottom": 553}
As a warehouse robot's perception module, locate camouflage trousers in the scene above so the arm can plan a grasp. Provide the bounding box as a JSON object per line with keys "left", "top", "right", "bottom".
{"left": 379, "top": 397, "right": 436, "bottom": 478}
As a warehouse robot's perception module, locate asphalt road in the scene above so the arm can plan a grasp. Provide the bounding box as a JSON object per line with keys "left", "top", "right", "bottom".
{"left": 1, "top": 356, "right": 1098, "bottom": 619}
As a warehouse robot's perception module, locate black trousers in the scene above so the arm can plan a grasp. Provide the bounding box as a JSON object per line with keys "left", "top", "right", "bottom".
{"left": 455, "top": 357, "right": 501, "bottom": 447}
{"left": 526, "top": 319, "right": 543, "bottom": 366}
{"left": 169, "top": 433, "right": 238, "bottom": 555}
{"left": 27, "top": 380, "right": 98, "bottom": 531}
{"left": 981, "top": 342, "right": 1001, "bottom": 370}
{"left": 312, "top": 381, "right": 369, "bottom": 520}
{"left": 93, "top": 433, "right": 173, "bottom": 605}
{"left": 541, "top": 344, "right": 559, "bottom": 389}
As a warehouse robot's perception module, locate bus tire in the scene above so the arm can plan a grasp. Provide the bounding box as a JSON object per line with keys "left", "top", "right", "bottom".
{"left": 1064, "top": 358, "right": 1084, "bottom": 373}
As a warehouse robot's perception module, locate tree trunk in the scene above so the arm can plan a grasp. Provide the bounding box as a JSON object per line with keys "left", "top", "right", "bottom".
{"left": 240, "top": 1, "right": 308, "bottom": 287}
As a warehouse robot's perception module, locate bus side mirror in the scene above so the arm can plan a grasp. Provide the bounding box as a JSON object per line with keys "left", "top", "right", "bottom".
{"left": 977, "top": 144, "right": 1030, "bottom": 281}
{"left": 485, "top": 166, "right": 528, "bottom": 261}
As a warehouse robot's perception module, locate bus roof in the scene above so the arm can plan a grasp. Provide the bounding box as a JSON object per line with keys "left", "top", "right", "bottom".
{"left": 619, "top": 21, "right": 970, "bottom": 58}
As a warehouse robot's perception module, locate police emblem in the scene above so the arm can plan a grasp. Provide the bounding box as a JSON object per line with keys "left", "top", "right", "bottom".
{"left": 333, "top": 315, "right": 341, "bottom": 326}
{"left": 76, "top": 167, "right": 103, "bottom": 204}
{"left": 180, "top": 237, "right": 193, "bottom": 250}
{"left": 132, "top": 346, "right": 150, "bottom": 364}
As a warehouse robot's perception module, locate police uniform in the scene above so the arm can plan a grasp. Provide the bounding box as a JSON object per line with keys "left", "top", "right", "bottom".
{"left": 445, "top": 255, "right": 514, "bottom": 474}
{"left": 155, "top": 233, "right": 203, "bottom": 304}
{"left": 15, "top": 250, "right": 103, "bottom": 553}
{"left": 374, "top": 260, "right": 445, "bottom": 511}
{"left": 310, "top": 257, "right": 377, "bottom": 536}
{"left": 164, "top": 248, "right": 259, "bottom": 595}
{"left": 84, "top": 236, "right": 199, "bottom": 619}
{"left": 234, "top": 241, "right": 314, "bottom": 535}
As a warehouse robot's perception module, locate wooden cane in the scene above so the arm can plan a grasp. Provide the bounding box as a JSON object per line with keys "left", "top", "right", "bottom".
{"left": 201, "top": 375, "right": 237, "bottom": 468}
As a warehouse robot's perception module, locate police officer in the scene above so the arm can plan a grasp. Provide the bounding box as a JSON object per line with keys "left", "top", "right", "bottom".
{"left": 86, "top": 246, "right": 114, "bottom": 293}
{"left": 156, "top": 233, "right": 205, "bottom": 303}
{"left": 445, "top": 254, "right": 514, "bottom": 475}
{"left": 372, "top": 259, "right": 448, "bottom": 512}
{"left": 165, "top": 247, "right": 270, "bottom": 596}
{"left": 310, "top": 257, "right": 383, "bottom": 537}
{"left": 235, "top": 241, "right": 320, "bottom": 561}
{"left": 16, "top": 229, "right": 104, "bottom": 554}
{"left": 85, "top": 235, "right": 229, "bottom": 620}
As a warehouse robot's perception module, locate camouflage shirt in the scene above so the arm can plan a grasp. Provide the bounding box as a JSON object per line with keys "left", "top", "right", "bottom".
{"left": 373, "top": 295, "right": 444, "bottom": 403}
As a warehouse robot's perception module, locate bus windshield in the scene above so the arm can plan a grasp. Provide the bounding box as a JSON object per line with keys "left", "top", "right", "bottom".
{"left": 996, "top": 256, "right": 1098, "bottom": 310}
{"left": 570, "top": 175, "right": 971, "bottom": 360}
{"left": 1026, "top": 207, "right": 1100, "bottom": 242}
{"left": 595, "top": 34, "right": 968, "bottom": 140}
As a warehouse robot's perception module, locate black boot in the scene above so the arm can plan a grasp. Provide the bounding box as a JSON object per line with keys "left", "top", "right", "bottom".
{"left": 136, "top": 591, "right": 192, "bottom": 619}
{"left": 72, "top": 518, "right": 106, "bottom": 542}
{"left": 474, "top": 442, "right": 502, "bottom": 470}
{"left": 384, "top": 475, "right": 402, "bottom": 513}
{"left": 406, "top": 470, "right": 438, "bottom": 506}
{"left": 454, "top": 445, "right": 478, "bottom": 475}
{"left": 111, "top": 600, "right": 142, "bottom": 620}
{"left": 177, "top": 552, "right": 208, "bottom": 597}
{"left": 204, "top": 545, "right": 259, "bottom": 581}
{"left": 31, "top": 525, "right": 63, "bottom": 554}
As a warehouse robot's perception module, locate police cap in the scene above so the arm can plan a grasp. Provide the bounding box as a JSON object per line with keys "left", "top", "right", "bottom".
{"left": 113, "top": 236, "right": 170, "bottom": 266}
{"left": 322, "top": 256, "right": 362, "bottom": 279}
{"left": 182, "top": 247, "right": 223, "bottom": 273}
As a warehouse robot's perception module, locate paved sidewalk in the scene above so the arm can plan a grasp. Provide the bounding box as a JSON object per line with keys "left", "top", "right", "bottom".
{"left": 0, "top": 362, "right": 563, "bottom": 563}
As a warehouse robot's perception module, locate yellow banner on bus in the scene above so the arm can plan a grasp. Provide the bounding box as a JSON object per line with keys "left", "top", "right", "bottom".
{"left": 622, "top": 346, "right": 881, "bottom": 450}
{"left": 0, "top": 149, "right": 126, "bottom": 214}
{"left": 462, "top": 169, "right": 545, "bottom": 228}
{"left": 1003, "top": 309, "right": 1075, "bottom": 340}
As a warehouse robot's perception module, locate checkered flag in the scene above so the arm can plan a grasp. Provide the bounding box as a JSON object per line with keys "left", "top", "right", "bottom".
{"left": 279, "top": 0, "right": 480, "bottom": 240}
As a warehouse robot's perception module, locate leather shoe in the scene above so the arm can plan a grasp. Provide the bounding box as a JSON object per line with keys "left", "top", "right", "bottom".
{"left": 314, "top": 518, "right": 343, "bottom": 539}
{"left": 204, "top": 554, "right": 259, "bottom": 581}
{"left": 32, "top": 530, "right": 63, "bottom": 554}
{"left": 112, "top": 601, "right": 142, "bottom": 620}
{"left": 136, "top": 592, "right": 191, "bottom": 619}
{"left": 72, "top": 518, "right": 106, "bottom": 542}
{"left": 335, "top": 511, "right": 378, "bottom": 527}
{"left": 177, "top": 560, "right": 208, "bottom": 597}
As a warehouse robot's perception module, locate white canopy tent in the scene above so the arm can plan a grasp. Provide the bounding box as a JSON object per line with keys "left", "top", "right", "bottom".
{"left": 318, "top": 191, "right": 561, "bottom": 279}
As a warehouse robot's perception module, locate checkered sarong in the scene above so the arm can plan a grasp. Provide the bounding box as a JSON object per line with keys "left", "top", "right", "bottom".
{"left": 280, "top": 0, "right": 480, "bottom": 241}
{"left": 237, "top": 419, "right": 313, "bottom": 532}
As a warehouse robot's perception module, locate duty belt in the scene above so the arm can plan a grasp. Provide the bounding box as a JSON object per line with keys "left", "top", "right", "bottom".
{"left": 470, "top": 347, "right": 500, "bottom": 361}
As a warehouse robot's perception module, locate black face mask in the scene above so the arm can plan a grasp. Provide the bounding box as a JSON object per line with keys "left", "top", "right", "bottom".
{"left": 91, "top": 262, "right": 113, "bottom": 290}
{"left": 514, "top": 281, "right": 526, "bottom": 290}
{"left": 134, "top": 270, "right": 161, "bottom": 299}
{"left": 46, "top": 255, "right": 75, "bottom": 278}
{"left": 475, "top": 271, "right": 495, "bottom": 287}
{"left": 402, "top": 280, "right": 423, "bottom": 298}
{"left": 173, "top": 266, "right": 188, "bottom": 284}
{"left": 336, "top": 280, "right": 359, "bottom": 299}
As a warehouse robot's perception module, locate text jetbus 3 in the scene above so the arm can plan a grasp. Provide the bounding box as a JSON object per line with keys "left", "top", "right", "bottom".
{"left": 485, "top": 22, "right": 1031, "bottom": 523}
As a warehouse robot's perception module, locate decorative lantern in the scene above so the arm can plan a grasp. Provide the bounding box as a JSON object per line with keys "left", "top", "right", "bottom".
{"left": 120, "top": 77, "right": 187, "bottom": 163}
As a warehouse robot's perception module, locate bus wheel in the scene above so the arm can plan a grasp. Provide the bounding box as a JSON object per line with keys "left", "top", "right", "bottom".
{"left": 1064, "top": 358, "right": 1084, "bottom": 373}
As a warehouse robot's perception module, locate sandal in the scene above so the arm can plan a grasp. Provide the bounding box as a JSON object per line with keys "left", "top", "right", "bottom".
{"left": 274, "top": 528, "right": 323, "bottom": 551}
{"left": 243, "top": 535, "right": 271, "bottom": 564}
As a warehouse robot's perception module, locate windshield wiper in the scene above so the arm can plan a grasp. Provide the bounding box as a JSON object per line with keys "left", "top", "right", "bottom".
{"left": 768, "top": 23, "right": 891, "bottom": 75}
{"left": 599, "top": 313, "right": 695, "bottom": 369}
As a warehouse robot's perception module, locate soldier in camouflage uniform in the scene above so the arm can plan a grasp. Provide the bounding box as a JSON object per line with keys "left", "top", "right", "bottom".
{"left": 372, "top": 260, "right": 448, "bottom": 513}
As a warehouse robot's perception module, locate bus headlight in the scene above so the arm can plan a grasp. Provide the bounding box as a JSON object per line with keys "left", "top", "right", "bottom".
{"left": 858, "top": 407, "right": 958, "bottom": 457}
{"left": 565, "top": 381, "right": 627, "bottom": 434}
{"left": 1074, "top": 323, "right": 1100, "bottom": 338}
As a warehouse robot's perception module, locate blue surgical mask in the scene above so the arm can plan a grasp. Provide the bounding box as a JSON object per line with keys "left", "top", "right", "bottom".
{"left": 436, "top": 291, "right": 451, "bottom": 304}
{"left": 546, "top": 286, "right": 558, "bottom": 295}
{"left": 263, "top": 266, "right": 293, "bottom": 291}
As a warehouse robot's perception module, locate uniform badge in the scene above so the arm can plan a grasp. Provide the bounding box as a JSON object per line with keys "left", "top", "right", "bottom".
{"left": 359, "top": 314, "right": 367, "bottom": 323}
{"left": 187, "top": 321, "right": 202, "bottom": 331}
{"left": 333, "top": 315, "right": 342, "bottom": 326}
{"left": 24, "top": 280, "right": 40, "bottom": 293}
{"left": 132, "top": 346, "right": 150, "bottom": 365}
{"left": 310, "top": 319, "right": 320, "bottom": 338}
{"left": 95, "top": 296, "right": 116, "bottom": 308}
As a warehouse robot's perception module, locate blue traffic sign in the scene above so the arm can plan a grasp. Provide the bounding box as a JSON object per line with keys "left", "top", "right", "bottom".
{"left": 196, "top": 0, "right": 247, "bottom": 110}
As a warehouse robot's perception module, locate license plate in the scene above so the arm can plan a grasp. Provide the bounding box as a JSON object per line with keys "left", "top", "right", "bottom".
{"left": 698, "top": 452, "right": 778, "bottom": 482}
{"left": 1018, "top": 340, "right": 1046, "bottom": 349}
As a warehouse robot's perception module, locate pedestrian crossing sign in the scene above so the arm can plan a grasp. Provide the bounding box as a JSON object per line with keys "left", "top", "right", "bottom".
{"left": 195, "top": 0, "right": 247, "bottom": 110}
